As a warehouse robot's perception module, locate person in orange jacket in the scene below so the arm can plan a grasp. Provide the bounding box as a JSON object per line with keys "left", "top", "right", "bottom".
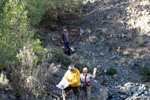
{"left": 62, "top": 64, "right": 81, "bottom": 100}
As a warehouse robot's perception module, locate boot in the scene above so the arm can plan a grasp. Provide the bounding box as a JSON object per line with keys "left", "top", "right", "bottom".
{"left": 64, "top": 48, "right": 68, "bottom": 55}
{"left": 67, "top": 48, "right": 71, "bottom": 56}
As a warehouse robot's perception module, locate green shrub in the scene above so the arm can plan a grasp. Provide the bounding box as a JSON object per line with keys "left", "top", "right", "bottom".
{"left": 141, "top": 66, "right": 150, "bottom": 82}
{"left": 44, "top": 0, "right": 83, "bottom": 13}
{"left": 55, "top": 48, "right": 64, "bottom": 63}
{"left": 26, "top": 0, "right": 45, "bottom": 26}
{"left": 77, "top": 51, "right": 83, "bottom": 55}
{"left": 106, "top": 67, "right": 117, "bottom": 75}
{"left": 84, "top": 55, "right": 91, "bottom": 60}
{"left": 0, "top": 0, "right": 43, "bottom": 67}
{"left": 54, "top": 48, "right": 71, "bottom": 66}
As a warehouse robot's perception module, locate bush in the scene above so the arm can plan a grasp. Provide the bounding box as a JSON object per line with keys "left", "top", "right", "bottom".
{"left": 54, "top": 48, "right": 71, "bottom": 66}
{"left": 0, "top": 0, "right": 44, "bottom": 67}
{"left": 44, "top": 0, "right": 83, "bottom": 13}
{"left": 26, "top": 0, "right": 45, "bottom": 26}
{"left": 141, "top": 66, "right": 150, "bottom": 82}
{"left": 106, "top": 67, "right": 117, "bottom": 75}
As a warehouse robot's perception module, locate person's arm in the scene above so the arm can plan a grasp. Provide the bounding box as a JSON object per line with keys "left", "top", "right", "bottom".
{"left": 90, "top": 68, "right": 97, "bottom": 78}
{"left": 64, "top": 71, "right": 68, "bottom": 80}
{"left": 70, "top": 70, "right": 80, "bottom": 85}
{"left": 61, "top": 33, "right": 64, "bottom": 43}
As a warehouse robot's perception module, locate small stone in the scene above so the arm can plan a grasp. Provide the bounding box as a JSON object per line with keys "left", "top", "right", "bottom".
{"left": 97, "top": 65, "right": 102, "bottom": 68}
{"left": 80, "top": 28, "right": 85, "bottom": 35}
{"left": 70, "top": 47, "right": 75, "bottom": 52}
{"left": 104, "top": 69, "right": 107, "bottom": 73}
{"left": 114, "top": 61, "right": 118, "bottom": 64}
{"left": 111, "top": 56, "right": 116, "bottom": 59}
{"left": 49, "top": 63, "right": 55, "bottom": 67}
{"left": 144, "top": 91, "right": 148, "bottom": 95}
{"left": 86, "top": 28, "right": 91, "bottom": 33}
{"left": 100, "top": 53, "right": 105, "bottom": 56}
{"left": 57, "top": 64, "right": 61, "bottom": 68}
{"left": 136, "top": 83, "right": 139, "bottom": 86}
{"left": 120, "top": 86, "right": 126, "bottom": 93}
{"left": 124, "top": 82, "right": 132, "bottom": 87}
{"left": 113, "top": 74, "right": 118, "bottom": 80}
{"left": 94, "top": 80, "right": 98, "bottom": 83}
{"left": 141, "top": 94, "right": 145, "bottom": 97}
{"left": 120, "top": 95, "right": 127, "bottom": 99}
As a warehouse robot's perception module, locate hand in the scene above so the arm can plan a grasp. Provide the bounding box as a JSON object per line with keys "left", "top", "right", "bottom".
{"left": 68, "top": 83, "right": 71, "bottom": 87}
{"left": 94, "top": 68, "right": 98, "bottom": 71}
{"left": 62, "top": 41, "right": 64, "bottom": 43}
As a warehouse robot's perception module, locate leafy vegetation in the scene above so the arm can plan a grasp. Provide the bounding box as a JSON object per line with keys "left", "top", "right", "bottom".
{"left": 141, "top": 66, "right": 150, "bottom": 82}
{"left": 0, "top": 0, "right": 84, "bottom": 99}
{"left": 44, "top": 0, "right": 83, "bottom": 13}
{"left": 106, "top": 67, "right": 117, "bottom": 75}
{"left": 54, "top": 48, "right": 72, "bottom": 66}
{"left": 0, "top": 0, "right": 83, "bottom": 68}
{"left": 0, "top": 0, "right": 43, "bottom": 67}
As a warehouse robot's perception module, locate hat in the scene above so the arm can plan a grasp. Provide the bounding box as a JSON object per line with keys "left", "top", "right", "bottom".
{"left": 63, "top": 26, "right": 67, "bottom": 29}
{"left": 69, "top": 65, "right": 74, "bottom": 70}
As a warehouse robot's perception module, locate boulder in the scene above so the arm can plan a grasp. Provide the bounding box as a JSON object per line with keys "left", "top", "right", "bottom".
{"left": 98, "top": 88, "right": 109, "bottom": 100}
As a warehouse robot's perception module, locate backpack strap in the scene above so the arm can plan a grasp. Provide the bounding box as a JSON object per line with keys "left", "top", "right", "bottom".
{"left": 84, "top": 74, "right": 87, "bottom": 97}
{"left": 85, "top": 74, "right": 87, "bottom": 83}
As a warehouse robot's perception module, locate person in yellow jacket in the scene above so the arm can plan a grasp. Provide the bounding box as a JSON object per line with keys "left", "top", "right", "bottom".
{"left": 62, "top": 64, "right": 81, "bottom": 100}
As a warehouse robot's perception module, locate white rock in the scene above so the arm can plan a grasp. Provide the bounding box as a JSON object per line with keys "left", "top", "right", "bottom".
{"left": 120, "top": 95, "right": 127, "bottom": 99}
{"left": 133, "top": 86, "right": 144, "bottom": 96}
{"left": 124, "top": 82, "right": 132, "bottom": 87}
{"left": 94, "top": 80, "right": 97, "bottom": 83}
{"left": 144, "top": 91, "right": 148, "bottom": 95}
{"left": 80, "top": 28, "right": 85, "bottom": 35}
{"left": 100, "top": 53, "right": 105, "bottom": 56}
{"left": 57, "top": 64, "right": 61, "bottom": 68}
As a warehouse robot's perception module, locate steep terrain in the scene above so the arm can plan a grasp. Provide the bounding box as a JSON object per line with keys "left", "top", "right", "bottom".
{"left": 39, "top": 0, "right": 150, "bottom": 100}
{"left": 1, "top": 0, "right": 150, "bottom": 100}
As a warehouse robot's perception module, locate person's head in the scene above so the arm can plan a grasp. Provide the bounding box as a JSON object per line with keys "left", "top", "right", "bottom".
{"left": 63, "top": 26, "right": 67, "bottom": 32}
{"left": 83, "top": 67, "right": 88, "bottom": 74}
{"left": 69, "top": 64, "right": 74, "bottom": 72}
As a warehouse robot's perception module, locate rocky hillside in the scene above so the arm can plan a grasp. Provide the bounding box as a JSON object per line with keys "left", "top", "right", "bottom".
{"left": 2, "top": 0, "right": 150, "bottom": 100}
{"left": 39, "top": 0, "right": 150, "bottom": 100}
